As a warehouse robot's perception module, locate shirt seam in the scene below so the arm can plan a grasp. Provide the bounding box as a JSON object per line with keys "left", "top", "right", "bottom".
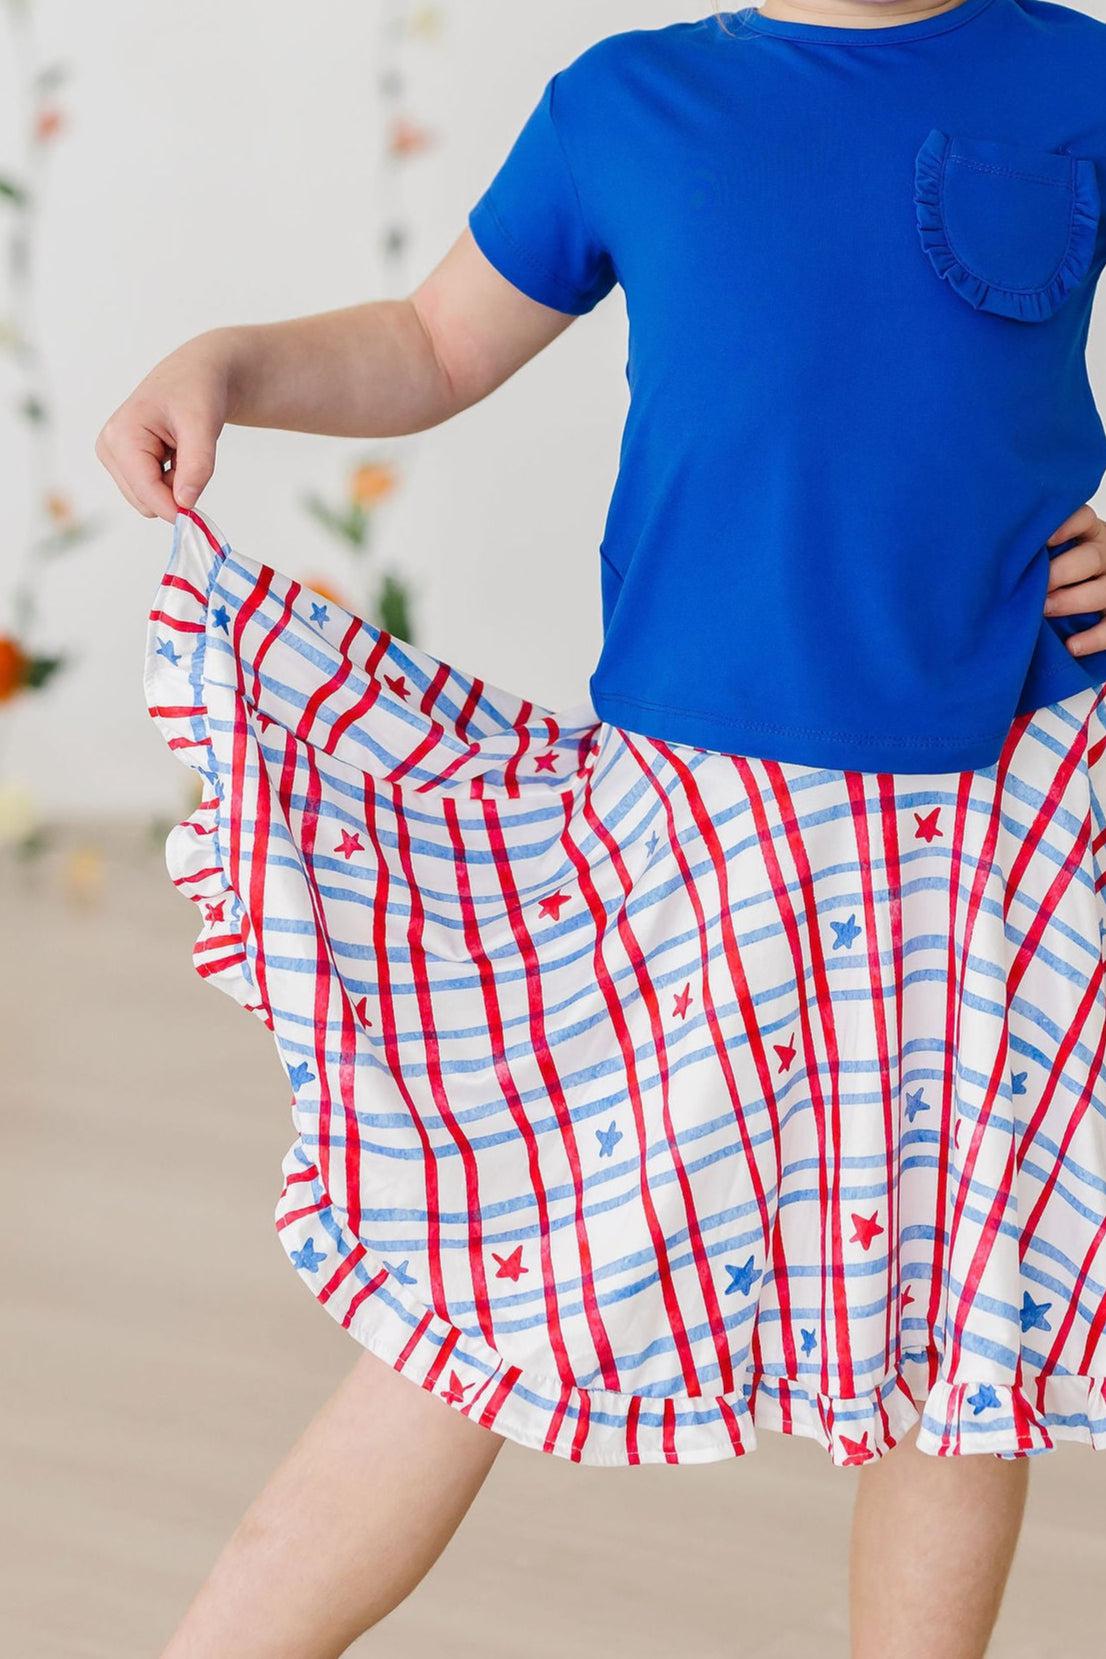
{"left": 592, "top": 688, "right": 1010, "bottom": 748}
{"left": 937, "top": 141, "right": 1079, "bottom": 296}
{"left": 732, "top": 0, "right": 1001, "bottom": 46}
{"left": 473, "top": 197, "right": 596, "bottom": 309}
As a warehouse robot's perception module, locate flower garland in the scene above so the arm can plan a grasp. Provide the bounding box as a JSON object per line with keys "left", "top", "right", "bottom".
{"left": 303, "top": 1, "right": 444, "bottom": 644}
{"left": 0, "top": 0, "right": 101, "bottom": 854}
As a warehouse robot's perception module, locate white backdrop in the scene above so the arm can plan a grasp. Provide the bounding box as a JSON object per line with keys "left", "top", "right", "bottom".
{"left": 2, "top": 0, "right": 1105, "bottom": 814}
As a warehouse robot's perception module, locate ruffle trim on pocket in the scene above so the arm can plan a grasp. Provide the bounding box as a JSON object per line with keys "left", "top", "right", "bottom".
{"left": 914, "top": 128, "right": 1101, "bottom": 322}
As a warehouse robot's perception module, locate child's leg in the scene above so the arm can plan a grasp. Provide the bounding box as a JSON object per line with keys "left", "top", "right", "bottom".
{"left": 848, "top": 1428, "right": 1030, "bottom": 1659}
{"left": 161, "top": 1350, "right": 504, "bottom": 1659}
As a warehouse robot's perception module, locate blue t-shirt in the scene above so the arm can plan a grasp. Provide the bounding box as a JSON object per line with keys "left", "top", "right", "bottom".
{"left": 468, "top": 0, "right": 1106, "bottom": 771}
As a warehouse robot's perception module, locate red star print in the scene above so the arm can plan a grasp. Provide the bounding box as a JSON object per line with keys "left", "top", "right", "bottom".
{"left": 204, "top": 900, "right": 225, "bottom": 923}
{"left": 534, "top": 751, "right": 558, "bottom": 773}
{"left": 257, "top": 712, "right": 274, "bottom": 733}
{"left": 353, "top": 996, "right": 373, "bottom": 1028}
{"left": 673, "top": 982, "right": 693, "bottom": 1020}
{"left": 914, "top": 808, "right": 943, "bottom": 844}
{"left": 901, "top": 1284, "right": 915, "bottom": 1311}
{"left": 442, "top": 1369, "right": 473, "bottom": 1406}
{"left": 335, "top": 830, "right": 364, "bottom": 860}
{"left": 491, "top": 1245, "right": 528, "bottom": 1282}
{"left": 840, "top": 1433, "right": 874, "bottom": 1465}
{"left": 538, "top": 890, "right": 571, "bottom": 921}
{"left": 850, "top": 1211, "right": 885, "bottom": 1251}
{"left": 774, "top": 1033, "right": 797, "bottom": 1074}
{"left": 384, "top": 673, "right": 411, "bottom": 701}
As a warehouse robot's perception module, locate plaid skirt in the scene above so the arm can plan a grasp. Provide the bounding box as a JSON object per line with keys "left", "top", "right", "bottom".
{"left": 144, "top": 508, "right": 1106, "bottom": 1467}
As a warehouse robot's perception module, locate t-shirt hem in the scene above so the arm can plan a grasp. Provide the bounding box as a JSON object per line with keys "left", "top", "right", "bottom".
{"left": 589, "top": 686, "right": 1014, "bottom": 774}
{"left": 467, "top": 197, "right": 604, "bottom": 316}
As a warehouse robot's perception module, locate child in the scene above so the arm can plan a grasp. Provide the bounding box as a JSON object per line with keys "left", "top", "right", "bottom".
{"left": 99, "top": 2, "right": 1106, "bottom": 1654}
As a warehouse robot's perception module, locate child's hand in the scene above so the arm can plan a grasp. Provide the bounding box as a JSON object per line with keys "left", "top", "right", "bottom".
{"left": 95, "top": 334, "right": 231, "bottom": 522}
{"left": 1044, "top": 503, "right": 1106, "bottom": 656}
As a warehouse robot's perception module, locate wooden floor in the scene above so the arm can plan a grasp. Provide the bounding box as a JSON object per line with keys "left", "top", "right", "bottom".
{"left": 5, "top": 830, "right": 1105, "bottom": 1658}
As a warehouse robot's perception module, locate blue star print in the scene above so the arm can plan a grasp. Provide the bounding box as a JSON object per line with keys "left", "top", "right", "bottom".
{"left": 968, "top": 1384, "right": 1000, "bottom": 1415}
{"left": 211, "top": 604, "right": 231, "bottom": 632}
{"left": 831, "top": 914, "right": 862, "bottom": 950}
{"left": 290, "top": 1237, "right": 327, "bottom": 1273}
{"left": 311, "top": 602, "right": 330, "bottom": 627}
{"left": 1011, "top": 1071, "right": 1028, "bottom": 1096}
{"left": 1020, "top": 1292, "right": 1053, "bottom": 1333}
{"left": 156, "top": 637, "right": 181, "bottom": 665}
{"left": 645, "top": 831, "right": 661, "bottom": 859}
{"left": 905, "top": 1088, "right": 930, "bottom": 1123}
{"left": 384, "top": 1258, "right": 418, "bottom": 1285}
{"left": 596, "top": 1122, "right": 623, "bottom": 1158}
{"left": 800, "top": 1328, "right": 818, "bottom": 1356}
{"left": 288, "top": 1062, "right": 316, "bottom": 1090}
{"left": 724, "top": 1257, "right": 760, "bottom": 1296}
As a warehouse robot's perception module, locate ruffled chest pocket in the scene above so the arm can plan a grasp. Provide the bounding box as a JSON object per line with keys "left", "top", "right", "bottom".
{"left": 914, "top": 129, "right": 1101, "bottom": 322}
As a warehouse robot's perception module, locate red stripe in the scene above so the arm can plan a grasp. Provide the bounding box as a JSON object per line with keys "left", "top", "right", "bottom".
{"left": 846, "top": 774, "right": 898, "bottom": 1366}
{"left": 730, "top": 756, "right": 843, "bottom": 1395}
{"left": 560, "top": 799, "right": 701, "bottom": 1392}
{"left": 455, "top": 676, "right": 485, "bottom": 743}
{"left": 148, "top": 610, "right": 205, "bottom": 634}
{"left": 392, "top": 785, "right": 492, "bottom": 1339}
{"left": 625, "top": 1393, "right": 642, "bottom": 1464}
{"left": 441, "top": 796, "right": 577, "bottom": 1387}
{"left": 502, "top": 702, "right": 535, "bottom": 799}
{"left": 629, "top": 737, "right": 782, "bottom": 1379}
{"left": 569, "top": 1388, "right": 591, "bottom": 1462}
{"left": 661, "top": 1396, "right": 678, "bottom": 1462}
{"left": 323, "top": 678, "right": 382, "bottom": 757}
{"left": 485, "top": 793, "right": 622, "bottom": 1386}
{"left": 342, "top": 1265, "right": 391, "bottom": 1329}
{"left": 180, "top": 505, "right": 226, "bottom": 554}
{"left": 361, "top": 779, "right": 448, "bottom": 1316}
{"left": 319, "top": 1243, "right": 367, "bottom": 1304}
{"left": 761, "top": 760, "right": 854, "bottom": 1394}
{"left": 478, "top": 1366, "right": 521, "bottom": 1433}
{"left": 296, "top": 614, "right": 361, "bottom": 743}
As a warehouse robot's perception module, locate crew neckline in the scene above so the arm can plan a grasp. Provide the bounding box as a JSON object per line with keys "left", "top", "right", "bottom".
{"left": 731, "top": 0, "right": 1001, "bottom": 44}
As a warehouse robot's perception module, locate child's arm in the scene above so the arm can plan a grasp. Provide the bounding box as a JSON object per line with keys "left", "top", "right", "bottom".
{"left": 96, "top": 230, "right": 575, "bottom": 522}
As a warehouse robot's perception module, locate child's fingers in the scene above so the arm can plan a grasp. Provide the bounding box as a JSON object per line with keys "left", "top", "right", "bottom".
{"left": 1064, "top": 616, "right": 1106, "bottom": 657}
{"left": 1043, "top": 572, "right": 1106, "bottom": 618}
{"left": 123, "top": 436, "right": 180, "bottom": 522}
{"left": 1046, "top": 501, "right": 1099, "bottom": 548}
{"left": 1045, "top": 537, "right": 1106, "bottom": 593}
{"left": 170, "top": 422, "right": 217, "bottom": 510}
{"left": 96, "top": 414, "right": 178, "bottom": 521}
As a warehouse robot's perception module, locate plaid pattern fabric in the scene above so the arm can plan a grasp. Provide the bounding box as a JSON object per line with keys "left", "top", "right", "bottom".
{"left": 145, "top": 508, "right": 1106, "bottom": 1467}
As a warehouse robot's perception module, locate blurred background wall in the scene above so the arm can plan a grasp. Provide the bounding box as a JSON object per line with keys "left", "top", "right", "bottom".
{"left": 0, "top": 0, "right": 710, "bottom": 830}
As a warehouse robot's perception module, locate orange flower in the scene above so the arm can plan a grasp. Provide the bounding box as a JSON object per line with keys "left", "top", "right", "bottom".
{"left": 348, "top": 461, "right": 398, "bottom": 507}
{"left": 0, "top": 636, "right": 29, "bottom": 701}
{"left": 388, "top": 117, "right": 434, "bottom": 159}
{"left": 45, "top": 491, "right": 74, "bottom": 526}
{"left": 34, "top": 107, "right": 64, "bottom": 143}
{"left": 305, "top": 577, "right": 353, "bottom": 609}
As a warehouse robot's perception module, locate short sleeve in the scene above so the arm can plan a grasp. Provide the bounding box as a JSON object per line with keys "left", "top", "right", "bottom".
{"left": 468, "top": 72, "right": 617, "bottom": 316}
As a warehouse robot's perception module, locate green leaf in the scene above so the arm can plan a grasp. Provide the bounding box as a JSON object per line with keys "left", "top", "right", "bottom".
{"left": 14, "top": 827, "right": 52, "bottom": 861}
{"left": 376, "top": 573, "right": 415, "bottom": 643}
{"left": 22, "top": 653, "right": 65, "bottom": 691}
{"left": 19, "top": 393, "right": 47, "bottom": 423}
{"left": 35, "top": 63, "right": 68, "bottom": 95}
{"left": 0, "top": 176, "right": 27, "bottom": 206}
{"left": 303, "top": 493, "right": 370, "bottom": 549}
{"left": 34, "top": 517, "right": 104, "bottom": 557}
